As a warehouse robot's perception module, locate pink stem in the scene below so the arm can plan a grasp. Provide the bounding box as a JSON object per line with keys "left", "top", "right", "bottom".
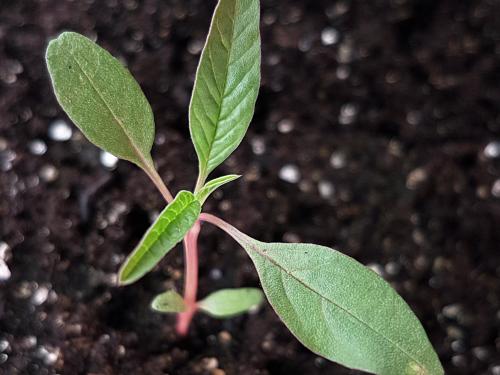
{"left": 176, "top": 220, "right": 201, "bottom": 336}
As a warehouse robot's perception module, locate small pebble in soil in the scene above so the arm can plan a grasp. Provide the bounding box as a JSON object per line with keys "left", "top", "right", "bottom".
{"left": 35, "top": 346, "right": 60, "bottom": 365}
{"left": 48, "top": 119, "right": 72, "bottom": 141}
{"left": 0, "top": 340, "right": 10, "bottom": 353}
{"left": 0, "top": 260, "right": 11, "bottom": 281}
{"left": 406, "top": 168, "right": 427, "bottom": 190}
{"left": 187, "top": 39, "right": 204, "bottom": 55}
{"left": 326, "top": 2, "right": 350, "bottom": 19}
{"left": 384, "top": 261, "right": 401, "bottom": 276}
{"left": 367, "top": 263, "right": 384, "bottom": 276}
{"left": 250, "top": 136, "right": 266, "bottom": 155}
{"left": 201, "top": 357, "right": 219, "bottom": 371}
{"left": 283, "top": 232, "right": 300, "bottom": 243}
{"left": 491, "top": 179, "right": 500, "bottom": 198}
{"left": 491, "top": 365, "right": 500, "bottom": 375}
{"left": 451, "top": 340, "right": 466, "bottom": 353}
{"left": 451, "top": 354, "right": 467, "bottom": 368}
{"left": 314, "top": 357, "right": 326, "bottom": 368}
{"left": 483, "top": 141, "right": 500, "bottom": 158}
{"left": 472, "top": 346, "right": 489, "bottom": 361}
{"left": 100, "top": 151, "right": 119, "bottom": 169}
{"left": 338, "top": 103, "right": 358, "bottom": 125}
{"left": 277, "top": 118, "right": 294, "bottom": 133}
{"left": 406, "top": 110, "right": 422, "bottom": 126}
{"left": 0, "top": 150, "right": 16, "bottom": 171}
{"left": 218, "top": 331, "right": 231, "bottom": 345}
{"left": 20, "top": 336, "right": 37, "bottom": 350}
{"left": 336, "top": 65, "right": 350, "bottom": 80}
{"left": 330, "top": 151, "right": 346, "bottom": 169}
{"left": 31, "top": 285, "right": 50, "bottom": 306}
{"left": 279, "top": 164, "right": 301, "bottom": 183}
{"left": 29, "top": 139, "right": 47, "bottom": 155}
{"left": 442, "top": 303, "right": 462, "bottom": 320}
{"left": 209, "top": 268, "right": 223, "bottom": 280}
{"left": 0, "top": 353, "right": 7, "bottom": 364}
{"left": 107, "top": 202, "right": 128, "bottom": 224}
{"left": 321, "top": 27, "right": 340, "bottom": 46}
{"left": 337, "top": 41, "right": 354, "bottom": 64}
{"left": 39, "top": 164, "right": 59, "bottom": 182}
{"left": 318, "top": 180, "right": 335, "bottom": 199}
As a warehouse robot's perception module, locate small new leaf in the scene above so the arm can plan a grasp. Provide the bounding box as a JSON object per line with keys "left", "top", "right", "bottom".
{"left": 119, "top": 191, "right": 201, "bottom": 285}
{"left": 151, "top": 290, "right": 186, "bottom": 313}
{"left": 216, "top": 223, "right": 443, "bottom": 375}
{"left": 189, "top": 0, "right": 261, "bottom": 185}
{"left": 195, "top": 174, "right": 241, "bottom": 204}
{"left": 198, "top": 288, "right": 264, "bottom": 318}
{"left": 46, "top": 32, "right": 155, "bottom": 169}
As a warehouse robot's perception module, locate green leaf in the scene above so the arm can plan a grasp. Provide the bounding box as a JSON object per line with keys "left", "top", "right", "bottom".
{"left": 119, "top": 191, "right": 201, "bottom": 285}
{"left": 217, "top": 224, "right": 443, "bottom": 375}
{"left": 46, "top": 32, "right": 155, "bottom": 169}
{"left": 151, "top": 290, "right": 186, "bottom": 313}
{"left": 198, "top": 288, "right": 264, "bottom": 318}
{"left": 195, "top": 174, "right": 241, "bottom": 204}
{"left": 189, "top": 0, "right": 261, "bottom": 184}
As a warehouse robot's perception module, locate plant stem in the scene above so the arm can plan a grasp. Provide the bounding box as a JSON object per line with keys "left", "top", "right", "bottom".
{"left": 176, "top": 220, "right": 201, "bottom": 336}
{"left": 199, "top": 213, "right": 246, "bottom": 241}
{"left": 143, "top": 164, "right": 174, "bottom": 203}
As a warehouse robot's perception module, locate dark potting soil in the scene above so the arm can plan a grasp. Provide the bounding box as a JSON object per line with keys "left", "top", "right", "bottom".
{"left": 1, "top": 0, "right": 500, "bottom": 374}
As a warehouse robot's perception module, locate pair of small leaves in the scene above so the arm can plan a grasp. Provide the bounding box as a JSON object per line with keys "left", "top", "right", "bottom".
{"left": 152, "top": 288, "right": 264, "bottom": 319}
{"left": 208, "top": 217, "right": 444, "bottom": 375}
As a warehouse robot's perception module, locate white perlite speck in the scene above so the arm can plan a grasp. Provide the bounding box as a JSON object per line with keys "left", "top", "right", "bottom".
{"left": 48, "top": 120, "right": 72, "bottom": 141}
{"left": 100, "top": 151, "right": 119, "bottom": 169}
{"left": 321, "top": 27, "right": 340, "bottom": 46}
{"left": 484, "top": 141, "right": 500, "bottom": 158}
{"left": 279, "top": 164, "right": 301, "bottom": 183}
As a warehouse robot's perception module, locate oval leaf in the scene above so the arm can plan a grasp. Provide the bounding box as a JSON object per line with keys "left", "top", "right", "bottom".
{"left": 214, "top": 223, "right": 443, "bottom": 375}
{"left": 198, "top": 288, "right": 264, "bottom": 318}
{"left": 46, "top": 32, "right": 155, "bottom": 169}
{"left": 195, "top": 174, "right": 241, "bottom": 204}
{"left": 189, "top": 0, "right": 261, "bottom": 183}
{"left": 151, "top": 290, "right": 186, "bottom": 313}
{"left": 119, "top": 191, "right": 201, "bottom": 285}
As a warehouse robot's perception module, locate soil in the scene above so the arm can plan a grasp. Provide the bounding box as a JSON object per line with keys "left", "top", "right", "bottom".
{"left": 1, "top": 0, "right": 500, "bottom": 374}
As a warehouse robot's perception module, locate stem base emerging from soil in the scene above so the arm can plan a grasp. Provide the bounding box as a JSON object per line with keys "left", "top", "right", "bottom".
{"left": 176, "top": 220, "right": 201, "bottom": 336}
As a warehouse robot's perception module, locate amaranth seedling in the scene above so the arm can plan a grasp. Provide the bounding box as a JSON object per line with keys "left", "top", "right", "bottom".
{"left": 45, "top": 0, "right": 443, "bottom": 374}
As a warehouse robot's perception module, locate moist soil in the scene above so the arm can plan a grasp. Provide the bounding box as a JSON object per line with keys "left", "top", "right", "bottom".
{"left": 1, "top": 0, "right": 500, "bottom": 374}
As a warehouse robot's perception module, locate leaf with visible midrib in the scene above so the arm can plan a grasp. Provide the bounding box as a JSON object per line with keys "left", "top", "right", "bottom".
{"left": 119, "top": 191, "right": 201, "bottom": 285}
{"left": 217, "top": 223, "right": 443, "bottom": 375}
{"left": 198, "top": 288, "right": 264, "bottom": 318}
{"left": 46, "top": 32, "right": 155, "bottom": 169}
{"left": 189, "top": 0, "right": 261, "bottom": 183}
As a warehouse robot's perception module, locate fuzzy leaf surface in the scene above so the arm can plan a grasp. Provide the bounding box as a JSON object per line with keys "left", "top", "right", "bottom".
{"left": 198, "top": 288, "right": 264, "bottom": 318}
{"left": 217, "top": 224, "right": 443, "bottom": 375}
{"left": 151, "top": 290, "right": 186, "bottom": 313}
{"left": 46, "top": 32, "right": 155, "bottom": 168}
{"left": 119, "top": 191, "right": 201, "bottom": 285}
{"left": 195, "top": 174, "right": 241, "bottom": 204}
{"left": 189, "top": 0, "right": 260, "bottom": 181}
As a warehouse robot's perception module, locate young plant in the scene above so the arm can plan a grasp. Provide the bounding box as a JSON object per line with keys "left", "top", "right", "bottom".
{"left": 45, "top": 1, "right": 443, "bottom": 374}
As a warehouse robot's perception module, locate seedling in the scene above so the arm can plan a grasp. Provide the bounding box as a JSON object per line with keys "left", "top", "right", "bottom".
{"left": 45, "top": 0, "right": 443, "bottom": 374}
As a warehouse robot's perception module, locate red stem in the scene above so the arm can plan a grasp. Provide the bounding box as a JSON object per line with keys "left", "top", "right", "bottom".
{"left": 176, "top": 220, "right": 201, "bottom": 336}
